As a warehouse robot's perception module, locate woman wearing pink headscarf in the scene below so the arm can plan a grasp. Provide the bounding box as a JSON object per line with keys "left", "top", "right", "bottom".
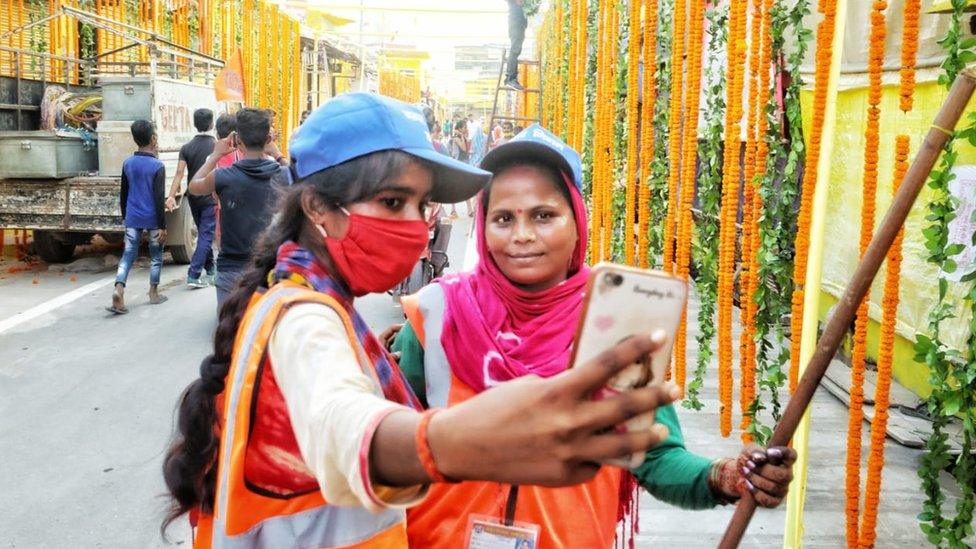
{"left": 392, "top": 125, "right": 796, "bottom": 547}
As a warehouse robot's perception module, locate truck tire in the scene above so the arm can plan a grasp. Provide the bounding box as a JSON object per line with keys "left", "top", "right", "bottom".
{"left": 32, "top": 230, "right": 76, "bottom": 264}
{"left": 167, "top": 198, "right": 198, "bottom": 265}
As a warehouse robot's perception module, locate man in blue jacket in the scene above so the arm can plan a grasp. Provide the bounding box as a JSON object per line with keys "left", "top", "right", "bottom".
{"left": 108, "top": 119, "right": 168, "bottom": 314}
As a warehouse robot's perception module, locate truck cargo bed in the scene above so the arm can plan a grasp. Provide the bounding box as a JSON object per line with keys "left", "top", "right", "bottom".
{"left": 0, "top": 177, "right": 121, "bottom": 232}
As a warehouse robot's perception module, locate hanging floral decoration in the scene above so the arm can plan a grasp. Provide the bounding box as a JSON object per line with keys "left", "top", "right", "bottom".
{"left": 716, "top": 0, "right": 749, "bottom": 437}
{"left": 788, "top": 0, "right": 839, "bottom": 394}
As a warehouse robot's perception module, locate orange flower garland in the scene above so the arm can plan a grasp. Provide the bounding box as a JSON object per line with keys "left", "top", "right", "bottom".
{"left": 638, "top": 0, "right": 659, "bottom": 269}
{"left": 739, "top": 0, "right": 772, "bottom": 443}
{"left": 717, "top": 0, "right": 749, "bottom": 437}
{"left": 601, "top": 5, "right": 619, "bottom": 262}
{"left": 900, "top": 0, "right": 921, "bottom": 113}
{"left": 672, "top": 0, "right": 708, "bottom": 391}
{"left": 662, "top": 0, "right": 688, "bottom": 273}
{"left": 590, "top": 0, "right": 612, "bottom": 262}
{"left": 575, "top": 0, "right": 589, "bottom": 150}
{"left": 567, "top": 0, "right": 582, "bottom": 149}
{"left": 624, "top": 0, "right": 643, "bottom": 266}
{"left": 789, "top": 0, "right": 840, "bottom": 394}
{"left": 846, "top": 2, "right": 887, "bottom": 544}
{"left": 858, "top": 135, "right": 909, "bottom": 549}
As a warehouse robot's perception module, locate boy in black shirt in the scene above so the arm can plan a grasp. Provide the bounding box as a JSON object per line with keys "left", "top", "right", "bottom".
{"left": 166, "top": 108, "right": 217, "bottom": 288}
{"left": 108, "top": 120, "right": 167, "bottom": 314}
{"left": 188, "top": 108, "right": 288, "bottom": 309}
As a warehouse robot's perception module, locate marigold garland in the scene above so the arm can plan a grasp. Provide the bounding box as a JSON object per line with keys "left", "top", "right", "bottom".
{"left": 567, "top": 0, "right": 583, "bottom": 149}
{"left": 591, "top": 0, "right": 616, "bottom": 263}
{"left": 857, "top": 135, "right": 908, "bottom": 549}
{"left": 900, "top": 0, "right": 921, "bottom": 113}
{"left": 589, "top": 0, "right": 606, "bottom": 261}
{"left": 672, "top": 0, "right": 707, "bottom": 392}
{"left": 601, "top": 5, "right": 619, "bottom": 262}
{"left": 846, "top": 3, "right": 886, "bottom": 544}
{"left": 789, "top": 0, "right": 839, "bottom": 394}
{"left": 716, "top": 0, "right": 749, "bottom": 437}
{"left": 662, "top": 0, "right": 688, "bottom": 273}
{"left": 624, "top": 0, "right": 643, "bottom": 266}
{"left": 739, "top": 0, "right": 771, "bottom": 443}
{"left": 638, "top": 0, "right": 659, "bottom": 269}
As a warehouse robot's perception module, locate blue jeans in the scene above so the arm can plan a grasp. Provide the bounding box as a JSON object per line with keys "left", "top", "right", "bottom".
{"left": 188, "top": 202, "right": 216, "bottom": 279}
{"left": 115, "top": 227, "right": 163, "bottom": 286}
{"left": 215, "top": 263, "right": 244, "bottom": 311}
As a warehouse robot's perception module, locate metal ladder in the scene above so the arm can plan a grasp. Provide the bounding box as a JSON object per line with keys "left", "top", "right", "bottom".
{"left": 487, "top": 47, "right": 542, "bottom": 139}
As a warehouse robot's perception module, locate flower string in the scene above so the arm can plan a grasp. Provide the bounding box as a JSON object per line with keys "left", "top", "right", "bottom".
{"left": 662, "top": 0, "right": 688, "bottom": 273}
{"left": 789, "top": 0, "right": 839, "bottom": 394}
{"left": 624, "top": 0, "right": 643, "bottom": 266}
{"left": 900, "top": 0, "right": 921, "bottom": 112}
{"left": 602, "top": 4, "right": 619, "bottom": 262}
{"left": 638, "top": 0, "right": 660, "bottom": 269}
{"left": 716, "top": 0, "right": 748, "bottom": 437}
{"left": 739, "top": 0, "right": 772, "bottom": 443}
{"left": 589, "top": 0, "right": 609, "bottom": 262}
{"left": 673, "top": 0, "right": 708, "bottom": 392}
{"left": 846, "top": 2, "right": 886, "bottom": 542}
{"left": 858, "top": 135, "right": 908, "bottom": 549}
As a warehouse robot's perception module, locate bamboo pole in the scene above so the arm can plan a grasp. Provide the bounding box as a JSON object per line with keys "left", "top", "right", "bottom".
{"left": 718, "top": 68, "right": 976, "bottom": 549}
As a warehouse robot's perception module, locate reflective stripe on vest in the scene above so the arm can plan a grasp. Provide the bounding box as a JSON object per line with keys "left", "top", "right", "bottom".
{"left": 205, "top": 283, "right": 406, "bottom": 548}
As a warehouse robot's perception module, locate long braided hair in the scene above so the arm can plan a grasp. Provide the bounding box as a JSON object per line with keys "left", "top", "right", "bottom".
{"left": 161, "top": 150, "right": 427, "bottom": 534}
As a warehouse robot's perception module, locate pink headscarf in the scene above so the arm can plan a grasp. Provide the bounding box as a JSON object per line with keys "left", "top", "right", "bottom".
{"left": 438, "top": 172, "right": 589, "bottom": 393}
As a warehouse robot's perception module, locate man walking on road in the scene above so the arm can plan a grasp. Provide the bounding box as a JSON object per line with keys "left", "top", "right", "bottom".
{"left": 108, "top": 120, "right": 168, "bottom": 314}
{"left": 504, "top": 0, "right": 528, "bottom": 91}
{"left": 166, "top": 108, "right": 217, "bottom": 289}
{"left": 188, "top": 108, "right": 288, "bottom": 310}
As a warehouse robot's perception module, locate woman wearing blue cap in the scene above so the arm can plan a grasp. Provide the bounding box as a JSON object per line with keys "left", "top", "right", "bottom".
{"left": 392, "top": 125, "right": 797, "bottom": 547}
{"left": 161, "top": 94, "right": 681, "bottom": 548}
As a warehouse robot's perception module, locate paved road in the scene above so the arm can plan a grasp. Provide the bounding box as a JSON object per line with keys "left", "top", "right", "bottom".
{"left": 0, "top": 223, "right": 461, "bottom": 548}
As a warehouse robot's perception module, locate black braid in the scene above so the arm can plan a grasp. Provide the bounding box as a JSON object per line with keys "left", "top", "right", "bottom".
{"left": 160, "top": 150, "right": 427, "bottom": 537}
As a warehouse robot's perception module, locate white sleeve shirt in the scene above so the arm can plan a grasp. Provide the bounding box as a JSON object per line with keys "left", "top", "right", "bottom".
{"left": 268, "top": 302, "right": 427, "bottom": 512}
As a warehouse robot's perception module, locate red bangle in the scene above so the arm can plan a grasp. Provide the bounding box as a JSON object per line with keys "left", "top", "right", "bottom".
{"left": 415, "top": 409, "right": 452, "bottom": 483}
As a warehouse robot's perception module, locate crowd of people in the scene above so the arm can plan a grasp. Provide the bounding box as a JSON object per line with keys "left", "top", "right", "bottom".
{"left": 107, "top": 107, "right": 289, "bottom": 313}
{"left": 119, "top": 92, "right": 801, "bottom": 548}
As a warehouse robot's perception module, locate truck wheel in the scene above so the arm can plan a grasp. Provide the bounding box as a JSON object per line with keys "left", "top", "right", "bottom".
{"left": 32, "top": 231, "right": 76, "bottom": 264}
{"left": 168, "top": 199, "right": 198, "bottom": 265}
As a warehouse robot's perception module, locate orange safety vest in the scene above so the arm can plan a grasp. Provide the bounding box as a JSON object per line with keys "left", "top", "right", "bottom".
{"left": 194, "top": 282, "right": 409, "bottom": 549}
{"left": 401, "top": 292, "right": 623, "bottom": 548}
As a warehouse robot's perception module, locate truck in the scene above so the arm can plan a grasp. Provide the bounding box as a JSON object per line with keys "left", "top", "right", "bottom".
{"left": 0, "top": 8, "right": 225, "bottom": 264}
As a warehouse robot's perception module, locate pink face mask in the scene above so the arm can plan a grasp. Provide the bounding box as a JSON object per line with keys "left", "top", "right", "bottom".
{"left": 316, "top": 209, "right": 429, "bottom": 296}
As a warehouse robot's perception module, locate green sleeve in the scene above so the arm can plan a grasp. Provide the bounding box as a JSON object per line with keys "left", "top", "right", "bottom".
{"left": 631, "top": 404, "right": 720, "bottom": 510}
{"left": 391, "top": 321, "right": 428, "bottom": 409}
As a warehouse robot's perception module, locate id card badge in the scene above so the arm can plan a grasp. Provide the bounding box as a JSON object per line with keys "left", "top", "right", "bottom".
{"left": 464, "top": 514, "right": 541, "bottom": 549}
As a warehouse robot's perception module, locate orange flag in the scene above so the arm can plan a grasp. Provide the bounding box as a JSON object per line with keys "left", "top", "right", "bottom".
{"left": 215, "top": 49, "right": 246, "bottom": 102}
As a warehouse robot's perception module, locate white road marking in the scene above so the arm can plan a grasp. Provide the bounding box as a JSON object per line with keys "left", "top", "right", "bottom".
{"left": 0, "top": 276, "right": 116, "bottom": 335}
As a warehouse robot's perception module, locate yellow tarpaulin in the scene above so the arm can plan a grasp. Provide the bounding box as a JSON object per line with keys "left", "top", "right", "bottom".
{"left": 800, "top": 79, "right": 976, "bottom": 396}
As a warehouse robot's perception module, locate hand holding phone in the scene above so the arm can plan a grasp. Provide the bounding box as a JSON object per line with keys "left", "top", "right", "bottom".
{"left": 569, "top": 263, "right": 689, "bottom": 468}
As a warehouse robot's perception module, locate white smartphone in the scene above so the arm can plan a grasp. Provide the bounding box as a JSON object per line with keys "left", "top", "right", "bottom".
{"left": 568, "top": 263, "right": 688, "bottom": 468}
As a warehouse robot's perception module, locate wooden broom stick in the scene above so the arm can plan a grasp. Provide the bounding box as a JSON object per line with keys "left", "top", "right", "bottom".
{"left": 719, "top": 68, "right": 976, "bottom": 549}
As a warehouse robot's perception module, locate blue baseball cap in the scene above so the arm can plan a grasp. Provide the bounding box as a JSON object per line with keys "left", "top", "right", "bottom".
{"left": 289, "top": 93, "right": 491, "bottom": 204}
{"left": 479, "top": 123, "right": 583, "bottom": 191}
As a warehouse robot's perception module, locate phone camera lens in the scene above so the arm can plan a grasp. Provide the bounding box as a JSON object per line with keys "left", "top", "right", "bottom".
{"left": 606, "top": 273, "right": 623, "bottom": 287}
